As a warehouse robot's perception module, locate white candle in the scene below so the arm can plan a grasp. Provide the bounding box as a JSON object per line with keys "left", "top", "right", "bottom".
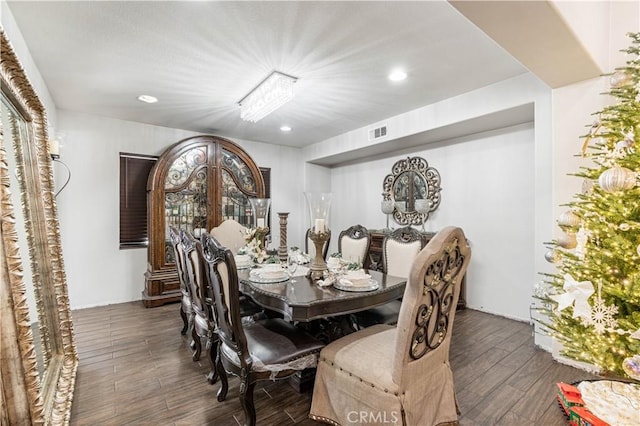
{"left": 49, "top": 139, "right": 59, "bottom": 156}
{"left": 315, "top": 219, "right": 325, "bottom": 232}
{"left": 257, "top": 218, "right": 265, "bottom": 228}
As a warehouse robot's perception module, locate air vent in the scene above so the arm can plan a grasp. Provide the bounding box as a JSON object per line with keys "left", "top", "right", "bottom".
{"left": 368, "top": 124, "right": 387, "bottom": 141}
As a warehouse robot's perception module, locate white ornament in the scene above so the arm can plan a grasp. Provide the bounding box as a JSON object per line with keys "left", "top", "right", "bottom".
{"left": 598, "top": 166, "right": 637, "bottom": 193}
{"left": 637, "top": 244, "right": 640, "bottom": 257}
{"left": 550, "top": 274, "right": 594, "bottom": 320}
{"left": 581, "top": 297, "right": 619, "bottom": 334}
{"left": 619, "top": 223, "right": 630, "bottom": 231}
{"left": 575, "top": 227, "right": 590, "bottom": 260}
{"left": 610, "top": 70, "right": 631, "bottom": 88}
{"left": 582, "top": 178, "right": 595, "bottom": 194}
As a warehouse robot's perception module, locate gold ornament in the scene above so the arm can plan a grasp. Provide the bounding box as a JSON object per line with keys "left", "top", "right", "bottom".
{"left": 557, "top": 232, "right": 577, "bottom": 249}
{"left": 557, "top": 211, "right": 581, "bottom": 229}
{"left": 598, "top": 166, "right": 637, "bottom": 193}
{"left": 609, "top": 70, "right": 632, "bottom": 88}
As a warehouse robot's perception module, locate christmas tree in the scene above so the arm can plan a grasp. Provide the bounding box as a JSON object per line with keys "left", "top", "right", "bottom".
{"left": 536, "top": 32, "right": 640, "bottom": 379}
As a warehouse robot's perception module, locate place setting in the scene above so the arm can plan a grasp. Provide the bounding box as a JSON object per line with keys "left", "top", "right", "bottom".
{"left": 317, "top": 254, "right": 379, "bottom": 292}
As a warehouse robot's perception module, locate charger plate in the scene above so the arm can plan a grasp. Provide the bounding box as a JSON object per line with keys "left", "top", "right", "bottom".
{"left": 334, "top": 279, "right": 379, "bottom": 292}
{"left": 248, "top": 271, "right": 290, "bottom": 284}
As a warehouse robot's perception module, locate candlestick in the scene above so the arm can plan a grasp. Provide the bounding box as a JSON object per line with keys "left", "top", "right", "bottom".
{"left": 277, "top": 212, "right": 289, "bottom": 262}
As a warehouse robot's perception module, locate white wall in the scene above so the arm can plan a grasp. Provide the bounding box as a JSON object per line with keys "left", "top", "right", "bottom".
{"left": 330, "top": 123, "right": 535, "bottom": 321}
{"left": 56, "top": 110, "right": 304, "bottom": 309}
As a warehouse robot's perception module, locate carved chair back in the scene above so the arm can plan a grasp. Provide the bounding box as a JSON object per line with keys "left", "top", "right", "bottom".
{"left": 305, "top": 227, "right": 330, "bottom": 259}
{"left": 169, "top": 226, "right": 193, "bottom": 334}
{"left": 338, "top": 224, "right": 371, "bottom": 264}
{"left": 201, "top": 233, "right": 252, "bottom": 369}
{"left": 392, "top": 226, "right": 471, "bottom": 383}
{"left": 382, "top": 226, "right": 424, "bottom": 278}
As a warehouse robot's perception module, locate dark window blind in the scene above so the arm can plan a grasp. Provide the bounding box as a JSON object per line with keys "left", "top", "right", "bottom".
{"left": 120, "top": 153, "right": 157, "bottom": 248}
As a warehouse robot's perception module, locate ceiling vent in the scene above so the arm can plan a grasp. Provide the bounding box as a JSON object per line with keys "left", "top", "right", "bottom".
{"left": 368, "top": 124, "right": 387, "bottom": 141}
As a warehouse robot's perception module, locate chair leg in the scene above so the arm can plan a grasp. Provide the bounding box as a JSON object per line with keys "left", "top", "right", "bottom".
{"left": 239, "top": 378, "right": 257, "bottom": 426}
{"left": 191, "top": 327, "right": 201, "bottom": 362}
{"left": 215, "top": 356, "right": 228, "bottom": 402}
{"left": 180, "top": 306, "right": 189, "bottom": 335}
{"left": 206, "top": 336, "right": 219, "bottom": 385}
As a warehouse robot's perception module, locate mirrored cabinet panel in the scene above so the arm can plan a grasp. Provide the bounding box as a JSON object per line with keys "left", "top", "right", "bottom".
{"left": 144, "top": 135, "right": 265, "bottom": 307}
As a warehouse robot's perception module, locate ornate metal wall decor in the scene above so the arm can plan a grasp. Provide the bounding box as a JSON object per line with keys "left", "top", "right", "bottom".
{"left": 382, "top": 156, "right": 441, "bottom": 226}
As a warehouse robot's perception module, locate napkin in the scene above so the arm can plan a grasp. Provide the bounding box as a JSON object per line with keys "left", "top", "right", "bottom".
{"left": 339, "top": 270, "right": 371, "bottom": 287}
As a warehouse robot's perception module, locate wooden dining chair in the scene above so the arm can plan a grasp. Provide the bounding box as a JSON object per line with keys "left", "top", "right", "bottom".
{"left": 338, "top": 224, "right": 371, "bottom": 264}
{"left": 305, "top": 227, "right": 331, "bottom": 259}
{"left": 201, "top": 233, "right": 325, "bottom": 426}
{"left": 310, "top": 226, "right": 471, "bottom": 426}
{"left": 168, "top": 226, "right": 193, "bottom": 336}
{"left": 182, "top": 231, "right": 220, "bottom": 384}
{"left": 210, "top": 219, "right": 247, "bottom": 254}
{"left": 354, "top": 226, "right": 425, "bottom": 327}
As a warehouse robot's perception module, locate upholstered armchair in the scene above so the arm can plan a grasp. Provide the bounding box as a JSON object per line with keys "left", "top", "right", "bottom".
{"left": 210, "top": 219, "right": 247, "bottom": 254}
{"left": 201, "top": 233, "right": 325, "bottom": 426}
{"left": 338, "top": 224, "right": 371, "bottom": 264}
{"left": 354, "top": 226, "right": 424, "bottom": 327}
{"left": 310, "top": 226, "right": 471, "bottom": 426}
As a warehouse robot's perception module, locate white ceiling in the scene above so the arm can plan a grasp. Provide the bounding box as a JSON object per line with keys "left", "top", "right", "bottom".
{"left": 7, "top": 1, "right": 528, "bottom": 148}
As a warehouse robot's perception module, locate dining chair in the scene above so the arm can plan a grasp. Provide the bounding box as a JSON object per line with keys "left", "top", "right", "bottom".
{"left": 338, "top": 224, "right": 371, "bottom": 264}
{"left": 201, "top": 233, "right": 325, "bottom": 426}
{"left": 310, "top": 226, "right": 471, "bottom": 426}
{"left": 182, "top": 231, "right": 219, "bottom": 384}
{"left": 354, "top": 226, "right": 425, "bottom": 328}
{"left": 168, "top": 226, "right": 193, "bottom": 336}
{"left": 305, "top": 227, "right": 331, "bottom": 259}
{"left": 210, "top": 219, "right": 247, "bottom": 254}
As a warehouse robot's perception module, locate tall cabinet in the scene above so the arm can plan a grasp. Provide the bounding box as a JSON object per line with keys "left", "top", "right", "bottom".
{"left": 143, "top": 135, "right": 265, "bottom": 307}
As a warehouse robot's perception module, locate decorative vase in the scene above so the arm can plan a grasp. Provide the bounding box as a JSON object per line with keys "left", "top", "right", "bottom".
{"left": 305, "top": 192, "right": 332, "bottom": 280}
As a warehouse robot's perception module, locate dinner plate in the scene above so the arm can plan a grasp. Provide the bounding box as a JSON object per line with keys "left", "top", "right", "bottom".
{"left": 334, "top": 279, "right": 379, "bottom": 292}
{"left": 236, "top": 263, "right": 254, "bottom": 270}
{"left": 248, "top": 271, "right": 290, "bottom": 284}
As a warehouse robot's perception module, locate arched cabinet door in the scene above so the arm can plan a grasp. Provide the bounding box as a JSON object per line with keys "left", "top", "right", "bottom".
{"left": 143, "top": 135, "right": 265, "bottom": 307}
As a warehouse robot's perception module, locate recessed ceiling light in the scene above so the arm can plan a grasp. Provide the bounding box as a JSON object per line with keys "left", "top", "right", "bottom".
{"left": 137, "top": 94, "right": 158, "bottom": 104}
{"left": 280, "top": 125, "right": 292, "bottom": 132}
{"left": 388, "top": 70, "right": 407, "bottom": 82}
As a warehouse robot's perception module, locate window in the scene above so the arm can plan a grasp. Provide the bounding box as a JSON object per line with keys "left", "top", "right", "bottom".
{"left": 120, "top": 153, "right": 157, "bottom": 248}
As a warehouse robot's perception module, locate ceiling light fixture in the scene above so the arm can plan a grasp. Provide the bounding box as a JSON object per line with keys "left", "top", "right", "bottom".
{"left": 239, "top": 71, "right": 297, "bottom": 123}
{"left": 137, "top": 94, "right": 158, "bottom": 103}
{"left": 388, "top": 70, "right": 407, "bottom": 82}
{"left": 280, "top": 125, "right": 292, "bottom": 132}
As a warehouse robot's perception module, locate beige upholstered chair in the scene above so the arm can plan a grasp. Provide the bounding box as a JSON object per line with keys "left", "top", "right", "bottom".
{"left": 310, "top": 226, "right": 471, "bottom": 426}
{"left": 338, "top": 224, "right": 371, "bottom": 264}
{"left": 354, "top": 226, "right": 424, "bottom": 327}
{"left": 201, "top": 233, "right": 324, "bottom": 426}
{"left": 210, "top": 219, "right": 247, "bottom": 254}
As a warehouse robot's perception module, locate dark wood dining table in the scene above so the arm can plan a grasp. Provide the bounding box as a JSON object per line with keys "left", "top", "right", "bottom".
{"left": 237, "top": 268, "right": 406, "bottom": 323}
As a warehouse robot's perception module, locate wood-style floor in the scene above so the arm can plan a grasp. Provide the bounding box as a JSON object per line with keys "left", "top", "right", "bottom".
{"left": 69, "top": 302, "right": 597, "bottom": 425}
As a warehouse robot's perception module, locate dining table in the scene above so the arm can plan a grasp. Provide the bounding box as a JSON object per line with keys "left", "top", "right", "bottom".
{"left": 237, "top": 267, "right": 406, "bottom": 323}
{"left": 237, "top": 266, "right": 407, "bottom": 392}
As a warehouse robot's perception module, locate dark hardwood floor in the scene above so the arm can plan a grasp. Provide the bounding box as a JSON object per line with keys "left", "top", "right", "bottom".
{"left": 69, "top": 302, "right": 597, "bottom": 425}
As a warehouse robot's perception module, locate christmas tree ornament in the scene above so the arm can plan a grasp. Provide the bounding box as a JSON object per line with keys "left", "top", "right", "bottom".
{"left": 544, "top": 249, "right": 559, "bottom": 263}
{"left": 598, "top": 165, "right": 637, "bottom": 193}
{"left": 637, "top": 244, "right": 640, "bottom": 256}
{"left": 558, "top": 210, "right": 581, "bottom": 229}
{"left": 581, "top": 178, "right": 594, "bottom": 194}
{"left": 550, "top": 274, "right": 594, "bottom": 320}
{"left": 619, "top": 223, "right": 630, "bottom": 231}
{"left": 557, "top": 232, "right": 577, "bottom": 249}
{"left": 609, "top": 70, "right": 632, "bottom": 88}
{"left": 575, "top": 227, "right": 590, "bottom": 259}
{"left": 581, "top": 281, "right": 619, "bottom": 334}
{"left": 622, "top": 355, "right": 640, "bottom": 380}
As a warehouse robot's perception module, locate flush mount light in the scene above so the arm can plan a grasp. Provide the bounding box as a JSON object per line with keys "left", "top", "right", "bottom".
{"left": 280, "top": 125, "right": 292, "bottom": 132}
{"left": 239, "top": 71, "right": 297, "bottom": 123}
{"left": 137, "top": 94, "right": 158, "bottom": 103}
{"left": 388, "top": 69, "right": 407, "bottom": 82}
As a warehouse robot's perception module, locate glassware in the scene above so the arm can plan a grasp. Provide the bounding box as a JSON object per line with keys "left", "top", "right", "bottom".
{"left": 415, "top": 199, "right": 430, "bottom": 231}
{"left": 381, "top": 199, "right": 394, "bottom": 231}
{"left": 287, "top": 253, "right": 299, "bottom": 283}
{"left": 249, "top": 198, "right": 271, "bottom": 229}
{"left": 304, "top": 192, "right": 332, "bottom": 280}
